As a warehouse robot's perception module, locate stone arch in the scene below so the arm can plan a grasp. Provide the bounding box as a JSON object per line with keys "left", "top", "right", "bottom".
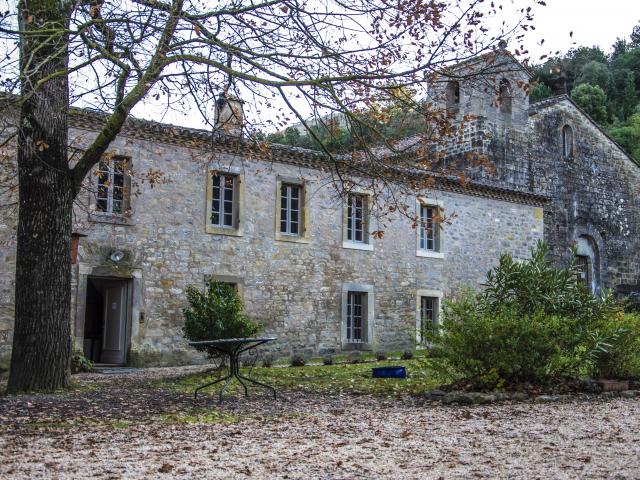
{"left": 562, "top": 124, "right": 574, "bottom": 158}
{"left": 498, "top": 78, "right": 512, "bottom": 114}
{"left": 446, "top": 80, "right": 460, "bottom": 112}
{"left": 575, "top": 235, "right": 601, "bottom": 294}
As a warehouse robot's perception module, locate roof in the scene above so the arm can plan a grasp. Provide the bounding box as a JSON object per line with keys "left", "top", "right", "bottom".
{"left": 439, "top": 48, "right": 534, "bottom": 80}
{"left": 68, "top": 107, "right": 548, "bottom": 206}
{"left": 529, "top": 94, "right": 639, "bottom": 166}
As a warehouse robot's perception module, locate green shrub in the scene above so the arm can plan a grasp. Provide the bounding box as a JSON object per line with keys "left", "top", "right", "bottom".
{"left": 425, "top": 242, "right": 626, "bottom": 386}
{"left": 290, "top": 354, "right": 306, "bottom": 367}
{"left": 261, "top": 354, "right": 274, "bottom": 368}
{"left": 322, "top": 354, "right": 334, "bottom": 365}
{"left": 595, "top": 313, "right": 640, "bottom": 379}
{"left": 183, "top": 280, "right": 260, "bottom": 358}
{"left": 71, "top": 349, "right": 93, "bottom": 374}
{"left": 401, "top": 350, "right": 414, "bottom": 360}
{"left": 375, "top": 351, "right": 388, "bottom": 361}
{"left": 348, "top": 351, "right": 363, "bottom": 364}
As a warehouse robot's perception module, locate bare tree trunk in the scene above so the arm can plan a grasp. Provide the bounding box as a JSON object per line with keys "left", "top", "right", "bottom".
{"left": 7, "top": 1, "right": 73, "bottom": 393}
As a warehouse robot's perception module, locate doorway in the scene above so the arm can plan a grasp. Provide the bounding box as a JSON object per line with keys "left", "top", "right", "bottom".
{"left": 83, "top": 277, "right": 133, "bottom": 365}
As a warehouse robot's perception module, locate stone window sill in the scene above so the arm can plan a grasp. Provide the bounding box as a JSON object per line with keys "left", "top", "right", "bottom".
{"left": 342, "top": 241, "right": 373, "bottom": 252}
{"left": 275, "top": 233, "right": 310, "bottom": 244}
{"left": 417, "top": 250, "right": 444, "bottom": 259}
{"left": 88, "top": 213, "right": 133, "bottom": 226}
{"left": 205, "top": 225, "right": 243, "bottom": 237}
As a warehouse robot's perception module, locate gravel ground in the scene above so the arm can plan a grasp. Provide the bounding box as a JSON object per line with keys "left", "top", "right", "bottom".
{"left": 1, "top": 366, "right": 639, "bottom": 479}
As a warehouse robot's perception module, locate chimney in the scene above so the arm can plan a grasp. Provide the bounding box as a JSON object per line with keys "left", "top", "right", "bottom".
{"left": 214, "top": 93, "right": 244, "bottom": 137}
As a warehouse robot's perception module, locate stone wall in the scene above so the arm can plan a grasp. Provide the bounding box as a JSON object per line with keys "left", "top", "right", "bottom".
{"left": 0, "top": 123, "right": 544, "bottom": 367}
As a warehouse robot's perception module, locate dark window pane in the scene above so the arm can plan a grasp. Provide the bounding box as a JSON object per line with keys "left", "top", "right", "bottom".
{"left": 223, "top": 213, "right": 233, "bottom": 227}
{"left": 96, "top": 198, "right": 107, "bottom": 212}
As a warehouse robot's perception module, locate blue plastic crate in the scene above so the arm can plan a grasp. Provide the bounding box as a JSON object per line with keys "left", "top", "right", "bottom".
{"left": 372, "top": 366, "right": 406, "bottom": 379}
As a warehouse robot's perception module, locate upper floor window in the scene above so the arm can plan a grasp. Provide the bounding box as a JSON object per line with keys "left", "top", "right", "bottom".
{"left": 498, "top": 78, "right": 512, "bottom": 114}
{"left": 417, "top": 199, "right": 444, "bottom": 258}
{"left": 210, "top": 173, "right": 237, "bottom": 228}
{"left": 280, "top": 183, "right": 302, "bottom": 236}
{"left": 446, "top": 80, "right": 461, "bottom": 112}
{"left": 562, "top": 125, "right": 574, "bottom": 158}
{"left": 96, "top": 158, "right": 130, "bottom": 215}
{"left": 206, "top": 169, "right": 244, "bottom": 236}
{"left": 347, "top": 193, "right": 367, "bottom": 243}
{"left": 419, "top": 205, "right": 440, "bottom": 251}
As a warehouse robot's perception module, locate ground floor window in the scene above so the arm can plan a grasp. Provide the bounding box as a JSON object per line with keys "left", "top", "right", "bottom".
{"left": 346, "top": 291, "right": 367, "bottom": 343}
{"left": 342, "top": 283, "right": 374, "bottom": 346}
{"left": 418, "top": 295, "right": 439, "bottom": 344}
{"left": 575, "top": 255, "right": 590, "bottom": 288}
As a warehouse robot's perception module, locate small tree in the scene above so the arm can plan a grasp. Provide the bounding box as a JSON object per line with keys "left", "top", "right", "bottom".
{"left": 183, "top": 280, "right": 260, "bottom": 357}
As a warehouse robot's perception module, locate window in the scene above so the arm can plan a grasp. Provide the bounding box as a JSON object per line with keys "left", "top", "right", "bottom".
{"left": 562, "top": 125, "right": 574, "bottom": 158}
{"left": 347, "top": 193, "right": 369, "bottom": 243}
{"left": 419, "top": 205, "right": 440, "bottom": 251}
{"left": 575, "top": 255, "right": 590, "bottom": 288}
{"left": 206, "top": 169, "right": 244, "bottom": 235}
{"left": 96, "top": 158, "right": 129, "bottom": 215}
{"left": 346, "top": 291, "right": 366, "bottom": 343}
{"left": 342, "top": 283, "right": 374, "bottom": 347}
{"left": 498, "top": 78, "right": 512, "bottom": 114}
{"left": 275, "top": 178, "right": 309, "bottom": 243}
{"left": 419, "top": 296, "right": 439, "bottom": 343}
{"left": 416, "top": 289, "right": 442, "bottom": 346}
{"left": 210, "top": 173, "right": 237, "bottom": 228}
{"left": 416, "top": 199, "right": 444, "bottom": 258}
{"left": 446, "top": 80, "right": 461, "bottom": 112}
{"left": 280, "top": 183, "right": 302, "bottom": 236}
{"left": 204, "top": 274, "right": 244, "bottom": 297}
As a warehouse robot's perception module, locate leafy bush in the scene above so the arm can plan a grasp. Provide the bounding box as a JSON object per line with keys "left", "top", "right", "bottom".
{"left": 595, "top": 313, "right": 640, "bottom": 380}
{"left": 375, "top": 351, "right": 388, "bottom": 361}
{"left": 71, "top": 349, "right": 93, "bottom": 374}
{"left": 290, "top": 354, "right": 306, "bottom": 367}
{"left": 425, "top": 242, "right": 628, "bottom": 387}
{"left": 322, "top": 354, "right": 334, "bottom": 366}
{"left": 261, "top": 353, "right": 274, "bottom": 368}
{"left": 347, "top": 351, "right": 363, "bottom": 364}
{"left": 183, "top": 280, "right": 260, "bottom": 357}
{"left": 401, "top": 350, "right": 414, "bottom": 360}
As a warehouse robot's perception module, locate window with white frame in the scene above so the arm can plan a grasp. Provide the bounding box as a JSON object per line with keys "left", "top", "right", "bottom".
{"left": 346, "top": 291, "right": 367, "bottom": 343}
{"left": 419, "top": 296, "right": 438, "bottom": 343}
{"left": 346, "top": 193, "right": 368, "bottom": 243}
{"left": 96, "top": 158, "right": 129, "bottom": 215}
{"left": 280, "top": 183, "right": 302, "bottom": 236}
{"left": 419, "top": 204, "right": 441, "bottom": 252}
{"left": 210, "top": 173, "right": 238, "bottom": 228}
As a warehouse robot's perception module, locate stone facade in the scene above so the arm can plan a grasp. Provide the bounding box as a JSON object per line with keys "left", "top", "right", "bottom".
{"left": 0, "top": 51, "right": 637, "bottom": 368}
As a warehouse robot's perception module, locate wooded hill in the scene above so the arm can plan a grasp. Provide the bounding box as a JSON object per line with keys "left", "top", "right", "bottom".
{"left": 267, "top": 23, "right": 640, "bottom": 161}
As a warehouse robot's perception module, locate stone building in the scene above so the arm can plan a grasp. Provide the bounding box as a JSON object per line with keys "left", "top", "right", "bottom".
{"left": 0, "top": 52, "right": 637, "bottom": 368}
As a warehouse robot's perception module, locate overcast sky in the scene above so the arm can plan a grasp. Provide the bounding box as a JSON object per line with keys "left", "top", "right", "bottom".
{"left": 134, "top": 1, "right": 640, "bottom": 130}
{"left": 528, "top": 0, "right": 640, "bottom": 58}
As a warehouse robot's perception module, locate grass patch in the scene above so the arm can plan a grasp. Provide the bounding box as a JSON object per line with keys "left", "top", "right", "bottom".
{"left": 163, "top": 357, "right": 446, "bottom": 397}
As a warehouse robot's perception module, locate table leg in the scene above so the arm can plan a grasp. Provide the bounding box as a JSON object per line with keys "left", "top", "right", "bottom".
{"left": 194, "top": 372, "right": 232, "bottom": 400}
{"left": 237, "top": 372, "right": 277, "bottom": 400}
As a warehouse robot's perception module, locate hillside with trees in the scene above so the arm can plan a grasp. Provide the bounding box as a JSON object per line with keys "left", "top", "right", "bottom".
{"left": 270, "top": 23, "right": 640, "bottom": 161}
{"left": 528, "top": 23, "right": 640, "bottom": 160}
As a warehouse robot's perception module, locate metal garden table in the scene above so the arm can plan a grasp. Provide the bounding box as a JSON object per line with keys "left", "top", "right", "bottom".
{"left": 188, "top": 337, "right": 277, "bottom": 402}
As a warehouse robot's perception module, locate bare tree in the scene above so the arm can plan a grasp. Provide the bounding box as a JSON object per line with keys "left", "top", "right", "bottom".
{"left": 0, "top": 0, "right": 539, "bottom": 392}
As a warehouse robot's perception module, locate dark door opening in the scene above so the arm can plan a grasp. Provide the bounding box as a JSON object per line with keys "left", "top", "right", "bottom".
{"left": 83, "top": 277, "right": 132, "bottom": 365}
